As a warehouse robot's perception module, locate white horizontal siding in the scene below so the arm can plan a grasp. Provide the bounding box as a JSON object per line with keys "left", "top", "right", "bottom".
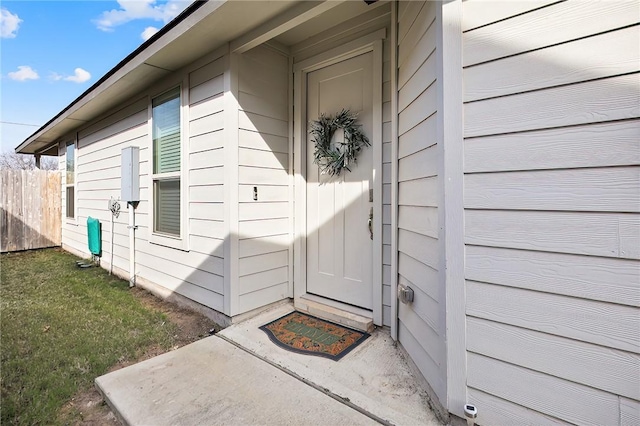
{"left": 239, "top": 166, "right": 288, "bottom": 185}
{"left": 239, "top": 266, "right": 287, "bottom": 296}
{"left": 77, "top": 98, "right": 148, "bottom": 148}
{"left": 465, "top": 167, "right": 640, "bottom": 213}
{"left": 467, "top": 280, "right": 640, "bottom": 354}
{"left": 238, "top": 184, "right": 287, "bottom": 202}
{"left": 239, "top": 218, "right": 288, "bottom": 239}
{"left": 398, "top": 321, "right": 445, "bottom": 400}
{"left": 237, "top": 282, "right": 288, "bottom": 314}
{"left": 136, "top": 263, "right": 224, "bottom": 311}
{"left": 239, "top": 251, "right": 288, "bottom": 277}
{"left": 398, "top": 176, "right": 438, "bottom": 207}
{"left": 462, "top": 2, "right": 640, "bottom": 424}
{"left": 64, "top": 100, "right": 150, "bottom": 265}
{"left": 467, "top": 317, "right": 640, "bottom": 400}
{"left": 464, "top": 120, "right": 640, "bottom": 173}
{"left": 468, "top": 388, "right": 566, "bottom": 426}
{"left": 468, "top": 353, "right": 620, "bottom": 426}
{"left": 398, "top": 252, "right": 439, "bottom": 302}
{"left": 396, "top": 0, "right": 446, "bottom": 407}
{"left": 398, "top": 113, "right": 436, "bottom": 159}
{"left": 461, "top": 0, "right": 558, "bottom": 32}
{"left": 464, "top": 26, "right": 640, "bottom": 102}
{"left": 184, "top": 53, "right": 226, "bottom": 292}
{"left": 621, "top": 397, "right": 640, "bottom": 426}
{"left": 466, "top": 210, "right": 640, "bottom": 259}
{"left": 236, "top": 45, "right": 290, "bottom": 313}
{"left": 190, "top": 111, "right": 224, "bottom": 137}
{"left": 463, "top": 1, "right": 639, "bottom": 67}
{"left": 190, "top": 92, "right": 223, "bottom": 121}
{"left": 466, "top": 245, "right": 639, "bottom": 307}
{"left": 60, "top": 52, "right": 228, "bottom": 314}
{"left": 465, "top": 74, "right": 640, "bottom": 138}
{"left": 239, "top": 129, "right": 288, "bottom": 153}
{"left": 238, "top": 234, "right": 288, "bottom": 259}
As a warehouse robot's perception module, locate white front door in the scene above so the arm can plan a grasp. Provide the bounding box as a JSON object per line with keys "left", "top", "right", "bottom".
{"left": 306, "top": 52, "right": 374, "bottom": 310}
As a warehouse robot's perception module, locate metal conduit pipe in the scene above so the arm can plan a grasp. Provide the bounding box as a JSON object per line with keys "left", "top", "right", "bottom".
{"left": 108, "top": 198, "right": 121, "bottom": 275}
{"left": 128, "top": 202, "right": 137, "bottom": 287}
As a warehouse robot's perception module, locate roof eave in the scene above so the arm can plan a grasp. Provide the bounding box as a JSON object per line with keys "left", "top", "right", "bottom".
{"left": 15, "top": 0, "right": 215, "bottom": 154}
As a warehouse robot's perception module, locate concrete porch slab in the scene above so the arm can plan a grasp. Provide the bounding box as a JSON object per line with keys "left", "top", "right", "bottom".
{"left": 95, "top": 336, "right": 377, "bottom": 426}
{"left": 219, "top": 305, "right": 441, "bottom": 426}
{"left": 295, "top": 296, "right": 374, "bottom": 333}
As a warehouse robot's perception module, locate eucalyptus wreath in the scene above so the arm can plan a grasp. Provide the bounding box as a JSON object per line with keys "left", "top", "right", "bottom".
{"left": 310, "top": 109, "right": 370, "bottom": 176}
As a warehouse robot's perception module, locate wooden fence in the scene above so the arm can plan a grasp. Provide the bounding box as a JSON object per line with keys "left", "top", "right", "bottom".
{"left": 1, "top": 169, "right": 61, "bottom": 252}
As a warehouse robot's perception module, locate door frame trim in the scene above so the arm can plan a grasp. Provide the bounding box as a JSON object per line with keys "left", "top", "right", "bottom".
{"left": 293, "top": 29, "right": 385, "bottom": 325}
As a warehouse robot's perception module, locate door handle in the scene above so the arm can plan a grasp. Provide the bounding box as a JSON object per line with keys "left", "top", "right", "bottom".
{"left": 368, "top": 207, "right": 373, "bottom": 240}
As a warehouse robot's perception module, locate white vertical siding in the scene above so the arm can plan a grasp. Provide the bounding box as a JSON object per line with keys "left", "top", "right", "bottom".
{"left": 236, "top": 45, "right": 290, "bottom": 314}
{"left": 462, "top": 2, "right": 640, "bottom": 424}
{"left": 61, "top": 52, "right": 228, "bottom": 313}
{"left": 396, "top": 0, "right": 446, "bottom": 404}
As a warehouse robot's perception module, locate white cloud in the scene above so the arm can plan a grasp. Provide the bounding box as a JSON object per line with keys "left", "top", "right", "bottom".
{"left": 8, "top": 66, "right": 39, "bottom": 81}
{"left": 48, "top": 69, "right": 91, "bottom": 83}
{"left": 1, "top": 8, "right": 22, "bottom": 38}
{"left": 64, "top": 68, "right": 91, "bottom": 83}
{"left": 94, "top": 0, "right": 190, "bottom": 32}
{"left": 141, "top": 26, "right": 159, "bottom": 41}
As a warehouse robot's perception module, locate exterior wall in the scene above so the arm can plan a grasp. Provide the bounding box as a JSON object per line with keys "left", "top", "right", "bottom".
{"left": 60, "top": 49, "right": 228, "bottom": 314}
{"left": 395, "top": 0, "right": 446, "bottom": 404}
{"left": 462, "top": 2, "right": 640, "bottom": 425}
{"left": 55, "top": 4, "right": 396, "bottom": 322}
{"left": 235, "top": 45, "right": 291, "bottom": 314}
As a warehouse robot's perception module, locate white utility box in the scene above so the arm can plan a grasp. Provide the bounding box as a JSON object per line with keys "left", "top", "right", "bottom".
{"left": 121, "top": 146, "right": 140, "bottom": 202}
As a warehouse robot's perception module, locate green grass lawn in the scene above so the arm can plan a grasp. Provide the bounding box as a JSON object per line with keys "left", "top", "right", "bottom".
{"left": 1, "top": 248, "right": 186, "bottom": 425}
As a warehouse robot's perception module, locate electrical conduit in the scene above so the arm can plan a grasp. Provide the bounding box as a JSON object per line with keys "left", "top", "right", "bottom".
{"left": 128, "top": 202, "right": 136, "bottom": 287}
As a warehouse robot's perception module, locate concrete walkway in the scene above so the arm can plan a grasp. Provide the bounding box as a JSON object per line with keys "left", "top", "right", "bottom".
{"left": 96, "top": 305, "right": 442, "bottom": 426}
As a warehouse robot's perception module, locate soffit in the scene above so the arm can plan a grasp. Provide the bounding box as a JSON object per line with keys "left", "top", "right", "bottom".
{"left": 274, "top": 0, "right": 388, "bottom": 46}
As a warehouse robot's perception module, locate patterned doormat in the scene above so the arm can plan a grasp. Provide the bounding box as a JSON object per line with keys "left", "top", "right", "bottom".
{"left": 259, "top": 311, "right": 370, "bottom": 361}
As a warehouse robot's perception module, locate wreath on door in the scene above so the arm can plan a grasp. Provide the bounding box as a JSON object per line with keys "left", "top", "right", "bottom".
{"left": 310, "top": 109, "right": 370, "bottom": 176}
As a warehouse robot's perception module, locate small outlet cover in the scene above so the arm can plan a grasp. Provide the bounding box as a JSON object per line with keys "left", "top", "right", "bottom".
{"left": 398, "top": 284, "right": 414, "bottom": 304}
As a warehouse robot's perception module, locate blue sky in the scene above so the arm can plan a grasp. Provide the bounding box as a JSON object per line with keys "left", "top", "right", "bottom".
{"left": 0, "top": 0, "right": 191, "bottom": 153}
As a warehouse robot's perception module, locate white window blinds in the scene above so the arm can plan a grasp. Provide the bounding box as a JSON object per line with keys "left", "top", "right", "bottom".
{"left": 152, "top": 87, "right": 181, "bottom": 236}
{"left": 154, "top": 179, "right": 180, "bottom": 236}
{"left": 152, "top": 87, "right": 181, "bottom": 174}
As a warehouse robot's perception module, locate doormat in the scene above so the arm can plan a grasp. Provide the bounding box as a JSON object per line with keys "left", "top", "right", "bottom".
{"left": 259, "top": 311, "right": 370, "bottom": 361}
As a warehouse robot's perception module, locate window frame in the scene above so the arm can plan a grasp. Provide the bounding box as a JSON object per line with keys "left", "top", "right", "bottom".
{"left": 64, "top": 138, "right": 77, "bottom": 223}
{"left": 148, "top": 81, "right": 189, "bottom": 251}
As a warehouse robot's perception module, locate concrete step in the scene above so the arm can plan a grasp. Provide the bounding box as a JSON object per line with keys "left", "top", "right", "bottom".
{"left": 295, "top": 297, "right": 374, "bottom": 333}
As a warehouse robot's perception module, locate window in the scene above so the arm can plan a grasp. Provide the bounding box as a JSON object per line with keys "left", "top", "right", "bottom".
{"left": 152, "top": 87, "right": 181, "bottom": 237}
{"left": 65, "top": 141, "right": 75, "bottom": 219}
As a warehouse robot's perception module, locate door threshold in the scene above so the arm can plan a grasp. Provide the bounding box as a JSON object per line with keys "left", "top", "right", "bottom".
{"left": 295, "top": 294, "right": 374, "bottom": 333}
